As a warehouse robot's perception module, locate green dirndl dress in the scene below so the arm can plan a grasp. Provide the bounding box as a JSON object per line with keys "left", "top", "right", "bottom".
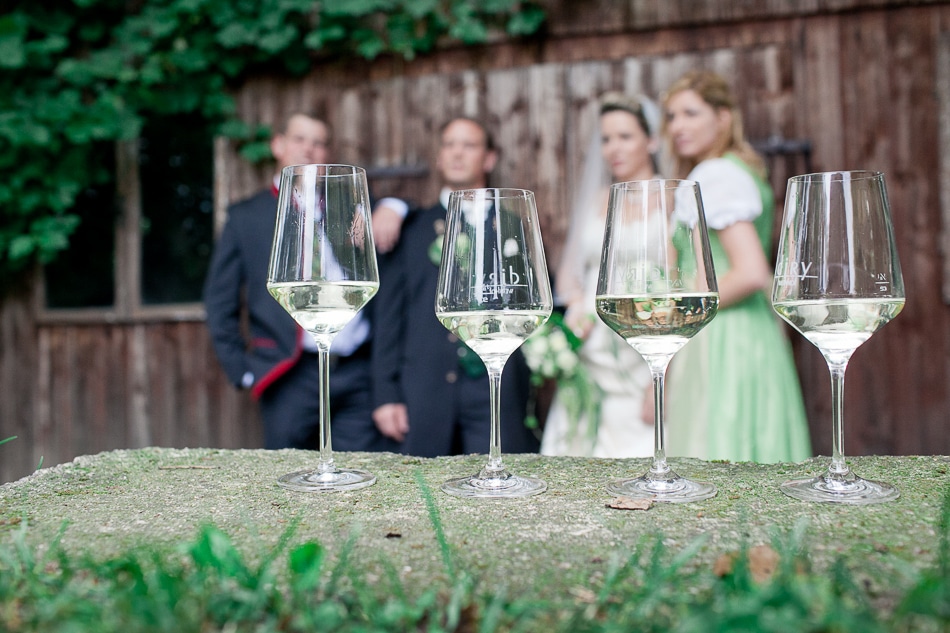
{"left": 666, "top": 155, "right": 812, "bottom": 463}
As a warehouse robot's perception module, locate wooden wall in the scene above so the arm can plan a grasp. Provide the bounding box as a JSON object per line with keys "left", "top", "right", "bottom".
{"left": 1, "top": 285, "right": 263, "bottom": 483}
{"left": 3, "top": 0, "right": 949, "bottom": 483}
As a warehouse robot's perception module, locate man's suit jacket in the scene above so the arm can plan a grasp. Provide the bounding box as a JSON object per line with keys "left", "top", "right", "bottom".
{"left": 203, "top": 188, "right": 304, "bottom": 398}
{"left": 372, "top": 202, "right": 535, "bottom": 456}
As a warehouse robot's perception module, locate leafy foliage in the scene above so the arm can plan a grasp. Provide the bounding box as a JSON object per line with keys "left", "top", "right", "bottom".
{"left": 897, "top": 488, "right": 950, "bottom": 626}
{"left": 0, "top": 0, "right": 547, "bottom": 287}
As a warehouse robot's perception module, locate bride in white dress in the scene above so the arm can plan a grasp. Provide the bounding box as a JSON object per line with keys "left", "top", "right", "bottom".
{"left": 540, "top": 92, "right": 659, "bottom": 458}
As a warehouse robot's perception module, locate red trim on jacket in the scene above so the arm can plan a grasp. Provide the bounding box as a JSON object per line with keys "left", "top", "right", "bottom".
{"left": 250, "top": 327, "right": 306, "bottom": 399}
{"left": 250, "top": 181, "right": 295, "bottom": 399}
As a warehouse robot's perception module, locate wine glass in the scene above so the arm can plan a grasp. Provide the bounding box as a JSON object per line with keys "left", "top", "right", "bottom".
{"left": 435, "top": 188, "right": 553, "bottom": 498}
{"left": 266, "top": 164, "right": 379, "bottom": 492}
{"left": 596, "top": 179, "right": 719, "bottom": 503}
{"left": 772, "top": 170, "right": 904, "bottom": 504}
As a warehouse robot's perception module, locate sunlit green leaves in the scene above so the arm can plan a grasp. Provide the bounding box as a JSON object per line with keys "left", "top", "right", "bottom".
{"left": 448, "top": 1, "right": 489, "bottom": 44}
{"left": 508, "top": 5, "right": 546, "bottom": 36}
{"left": 304, "top": 23, "right": 347, "bottom": 50}
{"left": 7, "top": 235, "right": 35, "bottom": 262}
{"left": 323, "top": 0, "right": 397, "bottom": 17}
{"left": 0, "top": 0, "right": 547, "bottom": 285}
{"left": 215, "top": 21, "right": 257, "bottom": 48}
{"left": 30, "top": 215, "right": 82, "bottom": 263}
{"left": 355, "top": 28, "right": 387, "bottom": 59}
{"left": 258, "top": 24, "right": 299, "bottom": 54}
{"left": 0, "top": 114, "right": 51, "bottom": 146}
{"left": 0, "top": 15, "right": 28, "bottom": 69}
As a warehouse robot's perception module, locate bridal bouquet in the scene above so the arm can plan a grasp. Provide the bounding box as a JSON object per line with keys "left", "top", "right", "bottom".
{"left": 522, "top": 311, "right": 602, "bottom": 442}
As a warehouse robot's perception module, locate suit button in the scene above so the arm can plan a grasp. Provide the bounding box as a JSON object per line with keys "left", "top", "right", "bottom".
{"left": 447, "top": 333, "right": 458, "bottom": 343}
{"left": 445, "top": 371, "right": 458, "bottom": 384}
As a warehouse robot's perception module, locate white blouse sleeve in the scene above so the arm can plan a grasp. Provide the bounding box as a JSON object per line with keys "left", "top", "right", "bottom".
{"left": 687, "top": 158, "right": 762, "bottom": 230}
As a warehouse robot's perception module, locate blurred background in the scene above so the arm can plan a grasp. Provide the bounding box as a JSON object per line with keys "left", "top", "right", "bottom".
{"left": 2, "top": 0, "right": 948, "bottom": 483}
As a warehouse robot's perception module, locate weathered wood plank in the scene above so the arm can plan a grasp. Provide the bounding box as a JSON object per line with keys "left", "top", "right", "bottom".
{"left": 941, "top": 34, "right": 950, "bottom": 304}
{"left": 529, "top": 63, "right": 568, "bottom": 265}
{"left": 486, "top": 68, "right": 531, "bottom": 190}
{"left": 1, "top": 286, "right": 36, "bottom": 482}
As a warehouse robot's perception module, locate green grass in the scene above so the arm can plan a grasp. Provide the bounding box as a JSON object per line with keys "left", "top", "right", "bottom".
{"left": 2, "top": 476, "right": 950, "bottom": 632}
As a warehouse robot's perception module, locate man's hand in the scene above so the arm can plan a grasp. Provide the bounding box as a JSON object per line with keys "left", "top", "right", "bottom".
{"left": 372, "top": 205, "right": 405, "bottom": 253}
{"left": 373, "top": 403, "right": 409, "bottom": 442}
{"left": 564, "top": 303, "right": 596, "bottom": 340}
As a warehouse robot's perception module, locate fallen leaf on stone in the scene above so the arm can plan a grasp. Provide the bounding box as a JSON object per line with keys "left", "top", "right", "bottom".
{"left": 606, "top": 496, "right": 654, "bottom": 511}
{"left": 713, "top": 544, "right": 780, "bottom": 583}
{"left": 713, "top": 553, "right": 735, "bottom": 577}
{"left": 748, "top": 544, "right": 779, "bottom": 582}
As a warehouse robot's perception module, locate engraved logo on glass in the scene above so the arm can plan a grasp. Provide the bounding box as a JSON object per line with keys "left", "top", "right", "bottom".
{"left": 774, "top": 262, "right": 819, "bottom": 286}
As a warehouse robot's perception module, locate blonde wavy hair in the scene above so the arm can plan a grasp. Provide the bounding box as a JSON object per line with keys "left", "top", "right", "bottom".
{"left": 661, "top": 70, "right": 766, "bottom": 179}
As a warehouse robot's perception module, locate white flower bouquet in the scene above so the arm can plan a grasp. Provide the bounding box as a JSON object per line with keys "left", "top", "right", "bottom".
{"left": 522, "top": 312, "right": 602, "bottom": 444}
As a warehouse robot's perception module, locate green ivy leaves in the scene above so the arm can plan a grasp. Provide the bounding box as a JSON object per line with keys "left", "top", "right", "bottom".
{"left": 0, "top": 0, "right": 545, "bottom": 288}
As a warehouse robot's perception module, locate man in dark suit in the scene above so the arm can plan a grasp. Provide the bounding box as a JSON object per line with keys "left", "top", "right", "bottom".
{"left": 371, "top": 117, "right": 539, "bottom": 457}
{"left": 203, "top": 112, "right": 404, "bottom": 451}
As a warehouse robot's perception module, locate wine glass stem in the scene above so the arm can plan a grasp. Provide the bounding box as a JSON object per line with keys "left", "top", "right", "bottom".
{"left": 829, "top": 361, "right": 848, "bottom": 475}
{"left": 645, "top": 355, "right": 674, "bottom": 476}
{"left": 487, "top": 368, "right": 504, "bottom": 473}
{"left": 651, "top": 369, "right": 670, "bottom": 475}
{"left": 317, "top": 349, "right": 335, "bottom": 473}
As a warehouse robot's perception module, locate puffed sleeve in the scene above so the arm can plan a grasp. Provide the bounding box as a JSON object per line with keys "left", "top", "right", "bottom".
{"left": 688, "top": 158, "right": 762, "bottom": 230}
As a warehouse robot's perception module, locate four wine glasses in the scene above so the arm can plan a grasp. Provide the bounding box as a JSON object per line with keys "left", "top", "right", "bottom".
{"left": 434, "top": 188, "right": 553, "bottom": 498}
{"left": 267, "top": 164, "right": 380, "bottom": 492}
{"left": 771, "top": 171, "right": 904, "bottom": 504}
{"left": 596, "top": 180, "right": 720, "bottom": 503}
{"left": 266, "top": 166, "right": 904, "bottom": 505}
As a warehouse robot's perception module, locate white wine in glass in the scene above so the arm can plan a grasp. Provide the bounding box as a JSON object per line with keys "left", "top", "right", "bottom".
{"left": 435, "top": 188, "right": 553, "bottom": 498}
{"left": 772, "top": 170, "right": 904, "bottom": 504}
{"left": 596, "top": 179, "right": 719, "bottom": 503}
{"left": 267, "top": 164, "right": 379, "bottom": 492}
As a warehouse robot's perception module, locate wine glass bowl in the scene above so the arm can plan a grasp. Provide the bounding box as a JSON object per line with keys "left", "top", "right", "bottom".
{"left": 772, "top": 170, "right": 904, "bottom": 504}
{"left": 267, "top": 164, "right": 379, "bottom": 492}
{"left": 596, "top": 179, "right": 719, "bottom": 503}
{"left": 435, "top": 188, "right": 553, "bottom": 498}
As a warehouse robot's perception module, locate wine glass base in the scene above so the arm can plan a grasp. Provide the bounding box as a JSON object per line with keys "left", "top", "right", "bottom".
{"left": 278, "top": 467, "right": 376, "bottom": 493}
{"left": 441, "top": 472, "right": 547, "bottom": 498}
{"left": 607, "top": 471, "right": 716, "bottom": 504}
{"left": 780, "top": 473, "right": 899, "bottom": 505}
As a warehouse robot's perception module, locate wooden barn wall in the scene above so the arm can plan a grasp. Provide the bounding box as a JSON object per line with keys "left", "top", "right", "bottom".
{"left": 2, "top": 1, "right": 949, "bottom": 483}
{"left": 1, "top": 284, "right": 263, "bottom": 484}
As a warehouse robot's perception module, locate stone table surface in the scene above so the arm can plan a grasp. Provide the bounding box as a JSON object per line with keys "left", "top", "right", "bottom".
{"left": 1, "top": 448, "right": 948, "bottom": 602}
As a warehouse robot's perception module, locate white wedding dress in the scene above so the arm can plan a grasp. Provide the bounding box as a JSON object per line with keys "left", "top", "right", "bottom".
{"left": 540, "top": 212, "right": 653, "bottom": 458}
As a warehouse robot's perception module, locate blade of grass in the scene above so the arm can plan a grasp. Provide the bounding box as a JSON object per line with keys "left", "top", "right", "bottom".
{"left": 415, "top": 468, "right": 455, "bottom": 579}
